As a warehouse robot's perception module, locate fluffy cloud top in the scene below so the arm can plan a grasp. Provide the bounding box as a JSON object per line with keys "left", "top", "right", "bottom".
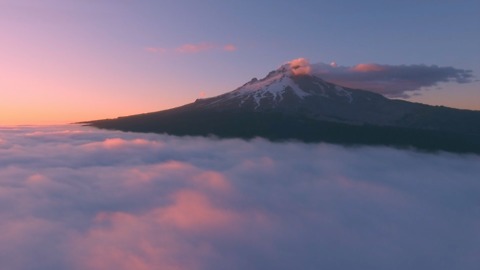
{"left": 310, "top": 60, "right": 474, "bottom": 97}
{"left": 289, "top": 58, "right": 312, "bottom": 75}
{"left": 0, "top": 125, "right": 479, "bottom": 270}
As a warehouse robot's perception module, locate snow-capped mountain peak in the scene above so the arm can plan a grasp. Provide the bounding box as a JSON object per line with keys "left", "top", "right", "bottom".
{"left": 233, "top": 67, "right": 311, "bottom": 105}
{"left": 86, "top": 59, "right": 480, "bottom": 154}
{"left": 198, "top": 61, "right": 356, "bottom": 110}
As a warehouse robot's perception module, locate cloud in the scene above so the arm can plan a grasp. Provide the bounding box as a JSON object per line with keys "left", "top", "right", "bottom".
{"left": 223, "top": 44, "right": 237, "bottom": 52}
{"left": 351, "top": 63, "right": 386, "bottom": 72}
{"left": 175, "top": 42, "right": 216, "bottom": 54}
{"left": 289, "top": 58, "right": 311, "bottom": 75}
{"left": 146, "top": 43, "right": 237, "bottom": 55}
{"left": 0, "top": 125, "right": 479, "bottom": 269}
{"left": 309, "top": 61, "right": 474, "bottom": 98}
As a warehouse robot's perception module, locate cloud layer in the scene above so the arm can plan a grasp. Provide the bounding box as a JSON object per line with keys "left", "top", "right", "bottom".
{"left": 289, "top": 58, "right": 474, "bottom": 97}
{"left": 0, "top": 126, "right": 479, "bottom": 270}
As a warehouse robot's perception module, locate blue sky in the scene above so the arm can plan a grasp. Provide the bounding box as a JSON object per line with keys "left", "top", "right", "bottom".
{"left": 1, "top": 0, "right": 479, "bottom": 124}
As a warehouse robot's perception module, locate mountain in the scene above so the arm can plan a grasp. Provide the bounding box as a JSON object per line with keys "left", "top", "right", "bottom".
{"left": 83, "top": 63, "right": 480, "bottom": 154}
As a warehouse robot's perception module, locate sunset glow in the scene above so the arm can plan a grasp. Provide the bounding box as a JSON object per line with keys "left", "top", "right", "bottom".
{"left": 1, "top": 1, "right": 478, "bottom": 125}
{"left": 1, "top": 2, "right": 479, "bottom": 269}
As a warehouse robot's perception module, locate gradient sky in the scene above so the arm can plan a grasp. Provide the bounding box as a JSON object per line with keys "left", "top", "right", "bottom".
{"left": 1, "top": 0, "right": 479, "bottom": 125}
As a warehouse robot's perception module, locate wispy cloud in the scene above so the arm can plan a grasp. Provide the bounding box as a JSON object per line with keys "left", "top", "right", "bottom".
{"left": 146, "top": 42, "right": 238, "bottom": 55}
{"left": 175, "top": 42, "right": 216, "bottom": 54}
{"left": 289, "top": 58, "right": 474, "bottom": 98}
{"left": 0, "top": 125, "right": 479, "bottom": 269}
{"left": 222, "top": 44, "right": 237, "bottom": 52}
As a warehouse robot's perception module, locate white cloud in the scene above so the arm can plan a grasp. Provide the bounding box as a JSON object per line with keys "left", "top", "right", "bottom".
{"left": 0, "top": 125, "right": 479, "bottom": 269}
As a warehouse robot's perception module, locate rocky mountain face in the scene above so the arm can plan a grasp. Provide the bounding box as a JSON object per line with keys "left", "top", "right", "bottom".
{"left": 84, "top": 64, "right": 480, "bottom": 154}
{"left": 193, "top": 65, "right": 419, "bottom": 125}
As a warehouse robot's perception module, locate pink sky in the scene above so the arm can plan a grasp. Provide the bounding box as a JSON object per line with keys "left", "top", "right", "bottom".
{"left": 1, "top": 1, "right": 478, "bottom": 125}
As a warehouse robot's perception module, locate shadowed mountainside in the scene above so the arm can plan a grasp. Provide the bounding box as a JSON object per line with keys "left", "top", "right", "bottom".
{"left": 83, "top": 64, "right": 480, "bottom": 154}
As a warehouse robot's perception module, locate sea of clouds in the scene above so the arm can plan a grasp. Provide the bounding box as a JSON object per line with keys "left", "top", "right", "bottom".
{"left": 0, "top": 125, "right": 479, "bottom": 270}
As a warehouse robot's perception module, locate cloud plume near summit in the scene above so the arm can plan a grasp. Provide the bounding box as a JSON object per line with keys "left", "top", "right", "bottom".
{"left": 0, "top": 126, "right": 479, "bottom": 270}
{"left": 288, "top": 58, "right": 474, "bottom": 97}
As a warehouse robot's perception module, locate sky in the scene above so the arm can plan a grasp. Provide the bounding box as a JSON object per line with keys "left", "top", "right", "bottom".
{"left": 1, "top": 0, "right": 479, "bottom": 125}
{"left": 0, "top": 125, "right": 479, "bottom": 269}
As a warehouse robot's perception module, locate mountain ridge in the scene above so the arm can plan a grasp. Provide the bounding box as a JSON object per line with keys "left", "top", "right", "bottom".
{"left": 83, "top": 63, "right": 480, "bottom": 154}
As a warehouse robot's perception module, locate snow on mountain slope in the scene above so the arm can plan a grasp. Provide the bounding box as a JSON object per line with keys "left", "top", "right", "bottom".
{"left": 235, "top": 69, "right": 310, "bottom": 106}
{"left": 199, "top": 61, "right": 355, "bottom": 110}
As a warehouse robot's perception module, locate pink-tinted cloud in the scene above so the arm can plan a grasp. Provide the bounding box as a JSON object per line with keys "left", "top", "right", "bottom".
{"left": 223, "top": 44, "right": 237, "bottom": 52}
{"left": 159, "top": 190, "right": 239, "bottom": 230}
{"left": 289, "top": 58, "right": 311, "bottom": 75}
{"left": 74, "top": 210, "right": 187, "bottom": 270}
{"left": 0, "top": 125, "right": 479, "bottom": 270}
{"left": 80, "top": 138, "right": 164, "bottom": 155}
{"left": 308, "top": 61, "right": 474, "bottom": 98}
{"left": 192, "top": 171, "right": 231, "bottom": 192}
{"left": 351, "top": 63, "right": 386, "bottom": 72}
{"left": 175, "top": 42, "right": 216, "bottom": 54}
